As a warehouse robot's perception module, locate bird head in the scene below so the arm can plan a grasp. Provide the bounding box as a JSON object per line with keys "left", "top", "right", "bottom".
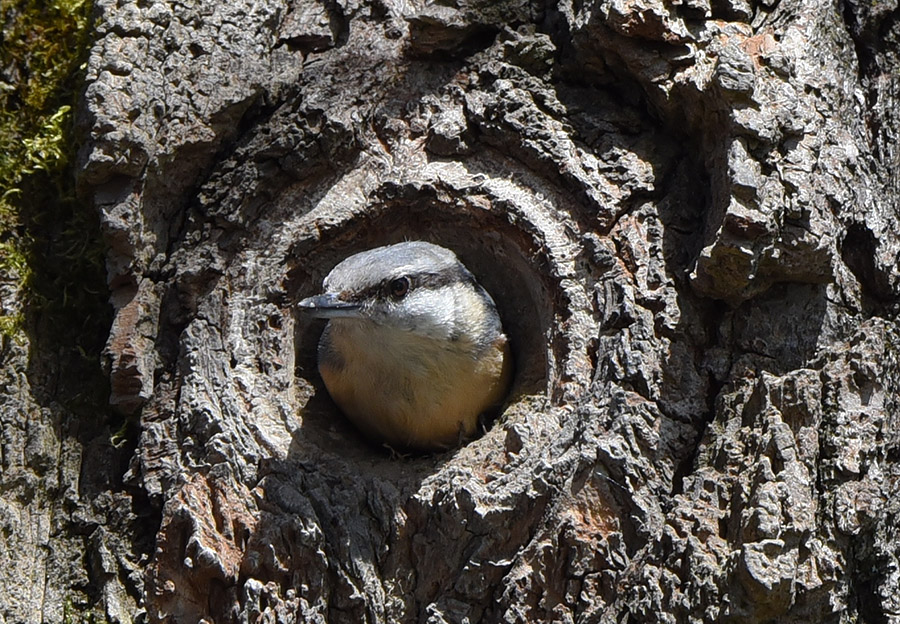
{"left": 298, "top": 241, "right": 502, "bottom": 348}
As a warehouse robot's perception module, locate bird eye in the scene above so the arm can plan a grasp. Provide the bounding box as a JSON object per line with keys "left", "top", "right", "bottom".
{"left": 389, "top": 277, "right": 410, "bottom": 299}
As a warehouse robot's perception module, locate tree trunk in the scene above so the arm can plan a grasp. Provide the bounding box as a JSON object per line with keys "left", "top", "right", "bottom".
{"left": 3, "top": 0, "right": 900, "bottom": 622}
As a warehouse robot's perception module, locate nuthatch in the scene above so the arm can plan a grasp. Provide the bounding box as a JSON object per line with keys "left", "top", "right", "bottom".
{"left": 298, "top": 241, "right": 512, "bottom": 451}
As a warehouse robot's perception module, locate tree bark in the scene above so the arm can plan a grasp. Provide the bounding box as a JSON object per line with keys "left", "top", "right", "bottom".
{"left": 3, "top": 0, "right": 900, "bottom": 622}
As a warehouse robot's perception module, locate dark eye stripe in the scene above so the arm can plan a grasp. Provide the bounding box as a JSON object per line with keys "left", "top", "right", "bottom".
{"left": 350, "top": 264, "right": 474, "bottom": 302}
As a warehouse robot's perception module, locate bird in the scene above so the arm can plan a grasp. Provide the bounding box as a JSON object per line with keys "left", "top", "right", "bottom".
{"left": 298, "top": 241, "right": 512, "bottom": 451}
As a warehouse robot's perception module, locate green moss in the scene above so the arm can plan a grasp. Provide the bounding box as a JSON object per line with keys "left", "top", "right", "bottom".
{"left": 1, "top": 0, "right": 109, "bottom": 365}
{"left": 2, "top": 6, "right": 130, "bottom": 617}
{"left": 62, "top": 593, "right": 105, "bottom": 624}
{"left": 0, "top": 0, "right": 93, "bottom": 192}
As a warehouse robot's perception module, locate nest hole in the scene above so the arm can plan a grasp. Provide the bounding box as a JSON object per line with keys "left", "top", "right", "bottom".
{"left": 288, "top": 199, "right": 564, "bottom": 451}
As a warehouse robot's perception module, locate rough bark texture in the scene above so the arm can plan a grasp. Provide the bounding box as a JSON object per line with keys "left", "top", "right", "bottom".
{"left": 3, "top": 0, "right": 900, "bottom": 622}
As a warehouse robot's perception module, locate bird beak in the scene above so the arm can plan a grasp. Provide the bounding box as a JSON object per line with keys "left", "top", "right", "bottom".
{"left": 297, "top": 293, "right": 362, "bottom": 319}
